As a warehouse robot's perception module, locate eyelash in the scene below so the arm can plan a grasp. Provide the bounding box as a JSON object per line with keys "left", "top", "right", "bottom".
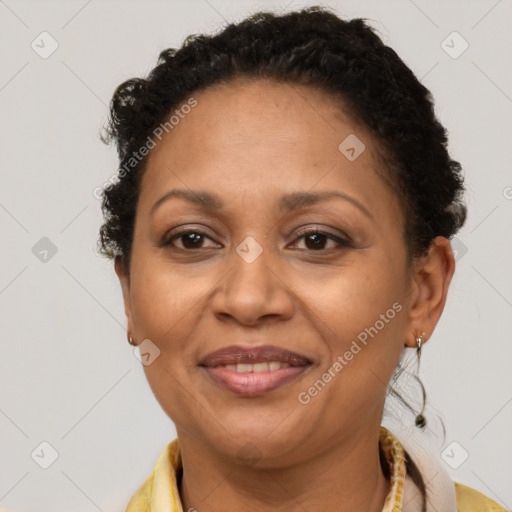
{"left": 162, "top": 228, "right": 352, "bottom": 252}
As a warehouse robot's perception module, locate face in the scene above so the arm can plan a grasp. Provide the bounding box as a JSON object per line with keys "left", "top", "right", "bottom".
{"left": 116, "top": 78, "right": 452, "bottom": 466}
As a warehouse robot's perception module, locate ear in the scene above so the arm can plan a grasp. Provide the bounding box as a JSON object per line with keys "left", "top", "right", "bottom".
{"left": 115, "top": 256, "right": 136, "bottom": 342}
{"left": 404, "top": 236, "right": 456, "bottom": 348}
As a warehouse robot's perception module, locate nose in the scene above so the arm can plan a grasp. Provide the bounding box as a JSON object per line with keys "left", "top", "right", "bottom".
{"left": 211, "top": 241, "right": 295, "bottom": 326}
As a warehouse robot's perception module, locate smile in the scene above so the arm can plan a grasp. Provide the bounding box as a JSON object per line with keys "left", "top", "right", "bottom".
{"left": 202, "top": 364, "right": 310, "bottom": 396}
{"left": 199, "top": 344, "right": 312, "bottom": 396}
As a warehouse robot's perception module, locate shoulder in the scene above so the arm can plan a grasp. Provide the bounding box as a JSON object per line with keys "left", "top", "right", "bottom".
{"left": 455, "top": 482, "right": 508, "bottom": 511}
{"left": 125, "top": 465, "right": 154, "bottom": 511}
{"left": 126, "top": 438, "right": 181, "bottom": 511}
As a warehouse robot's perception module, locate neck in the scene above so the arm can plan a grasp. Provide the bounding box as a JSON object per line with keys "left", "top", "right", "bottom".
{"left": 177, "top": 427, "right": 391, "bottom": 512}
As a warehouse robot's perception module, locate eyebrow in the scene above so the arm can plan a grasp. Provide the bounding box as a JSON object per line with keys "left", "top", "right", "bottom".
{"left": 150, "top": 188, "right": 372, "bottom": 219}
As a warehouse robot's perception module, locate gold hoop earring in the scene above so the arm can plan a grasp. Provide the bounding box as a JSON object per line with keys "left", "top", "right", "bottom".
{"left": 414, "top": 333, "right": 427, "bottom": 429}
{"left": 127, "top": 334, "right": 137, "bottom": 346}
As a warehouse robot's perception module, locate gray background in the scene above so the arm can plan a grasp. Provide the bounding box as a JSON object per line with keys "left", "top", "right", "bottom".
{"left": 0, "top": 0, "right": 511, "bottom": 510}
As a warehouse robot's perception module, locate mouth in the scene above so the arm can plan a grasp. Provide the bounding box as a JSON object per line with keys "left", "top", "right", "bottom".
{"left": 199, "top": 345, "right": 312, "bottom": 396}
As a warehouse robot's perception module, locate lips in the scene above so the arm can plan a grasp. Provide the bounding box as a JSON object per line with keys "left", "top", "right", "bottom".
{"left": 200, "top": 345, "right": 311, "bottom": 368}
{"left": 199, "top": 345, "right": 312, "bottom": 396}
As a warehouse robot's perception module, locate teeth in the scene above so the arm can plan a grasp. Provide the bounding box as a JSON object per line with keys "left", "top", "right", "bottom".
{"left": 252, "top": 362, "right": 269, "bottom": 372}
{"left": 236, "top": 364, "right": 253, "bottom": 373}
{"left": 217, "top": 362, "right": 291, "bottom": 372}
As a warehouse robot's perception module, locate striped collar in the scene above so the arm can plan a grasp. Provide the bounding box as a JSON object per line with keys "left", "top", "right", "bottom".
{"left": 380, "top": 426, "right": 408, "bottom": 511}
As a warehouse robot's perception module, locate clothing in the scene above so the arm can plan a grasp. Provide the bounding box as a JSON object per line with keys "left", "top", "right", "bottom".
{"left": 126, "top": 427, "right": 507, "bottom": 512}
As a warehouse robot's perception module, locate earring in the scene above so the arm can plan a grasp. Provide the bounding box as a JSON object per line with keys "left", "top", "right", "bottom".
{"left": 414, "top": 333, "right": 427, "bottom": 429}
{"left": 127, "top": 334, "right": 137, "bottom": 346}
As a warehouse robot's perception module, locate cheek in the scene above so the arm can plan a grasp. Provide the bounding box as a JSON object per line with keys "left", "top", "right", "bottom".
{"left": 131, "top": 260, "right": 207, "bottom": 429}
{"left": 307, "top": 252, "right": 407, "bottom": 400}
{"left": 309, "top": 254, "right": 405, "bottom": 342}
{"left": 130, "top": 256, "right": 209, "bottom": 342}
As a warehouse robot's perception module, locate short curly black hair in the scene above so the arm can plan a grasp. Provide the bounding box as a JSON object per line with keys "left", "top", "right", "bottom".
{"left": 99, "top": 5, "right": 466, "bottom": 273}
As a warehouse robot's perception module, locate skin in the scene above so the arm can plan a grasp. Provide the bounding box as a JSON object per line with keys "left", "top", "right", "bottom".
{"left": 116, "top": 78, "right": 455, "bottom": 512}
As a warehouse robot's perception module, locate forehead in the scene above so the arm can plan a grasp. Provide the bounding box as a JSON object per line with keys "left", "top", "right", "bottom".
{"left": 137, "top": 78, "right": 402, "bottom": 226}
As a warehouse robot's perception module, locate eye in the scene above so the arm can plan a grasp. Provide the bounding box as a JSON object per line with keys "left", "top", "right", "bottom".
{"left": 161, "top": 227, "right": 352, "bottom": 252}
{"left": 163, "top": 230, "right": 221, "bottom": 250}
{"left": 290, "top": 228, "right": 352, "bottom": 251}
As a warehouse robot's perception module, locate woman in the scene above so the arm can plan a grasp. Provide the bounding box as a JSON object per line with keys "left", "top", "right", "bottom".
{"left": 99, "top": 6, "right": 506, "bottom": 512}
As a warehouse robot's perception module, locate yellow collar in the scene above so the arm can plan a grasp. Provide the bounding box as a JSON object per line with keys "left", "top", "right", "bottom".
{"left": 379, "top": 426, "right": 407, "bottom": 512}
{"left": 127, "top": 426, "right": 407, "bottom": 512}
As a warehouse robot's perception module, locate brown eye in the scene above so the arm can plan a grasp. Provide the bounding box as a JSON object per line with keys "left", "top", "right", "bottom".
{"left": 164, "top": 230, "right": 220, "bottom": 250}
{"left": 292, "top": 229, "right": 352, "bottom": 251}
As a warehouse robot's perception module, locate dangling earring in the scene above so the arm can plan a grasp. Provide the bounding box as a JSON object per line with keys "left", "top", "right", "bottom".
{"left": 414, "top": 333, "right": 427, "bottom": 429}
{"left": 127, "top": 334, "right": 137, "bottom": 346}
